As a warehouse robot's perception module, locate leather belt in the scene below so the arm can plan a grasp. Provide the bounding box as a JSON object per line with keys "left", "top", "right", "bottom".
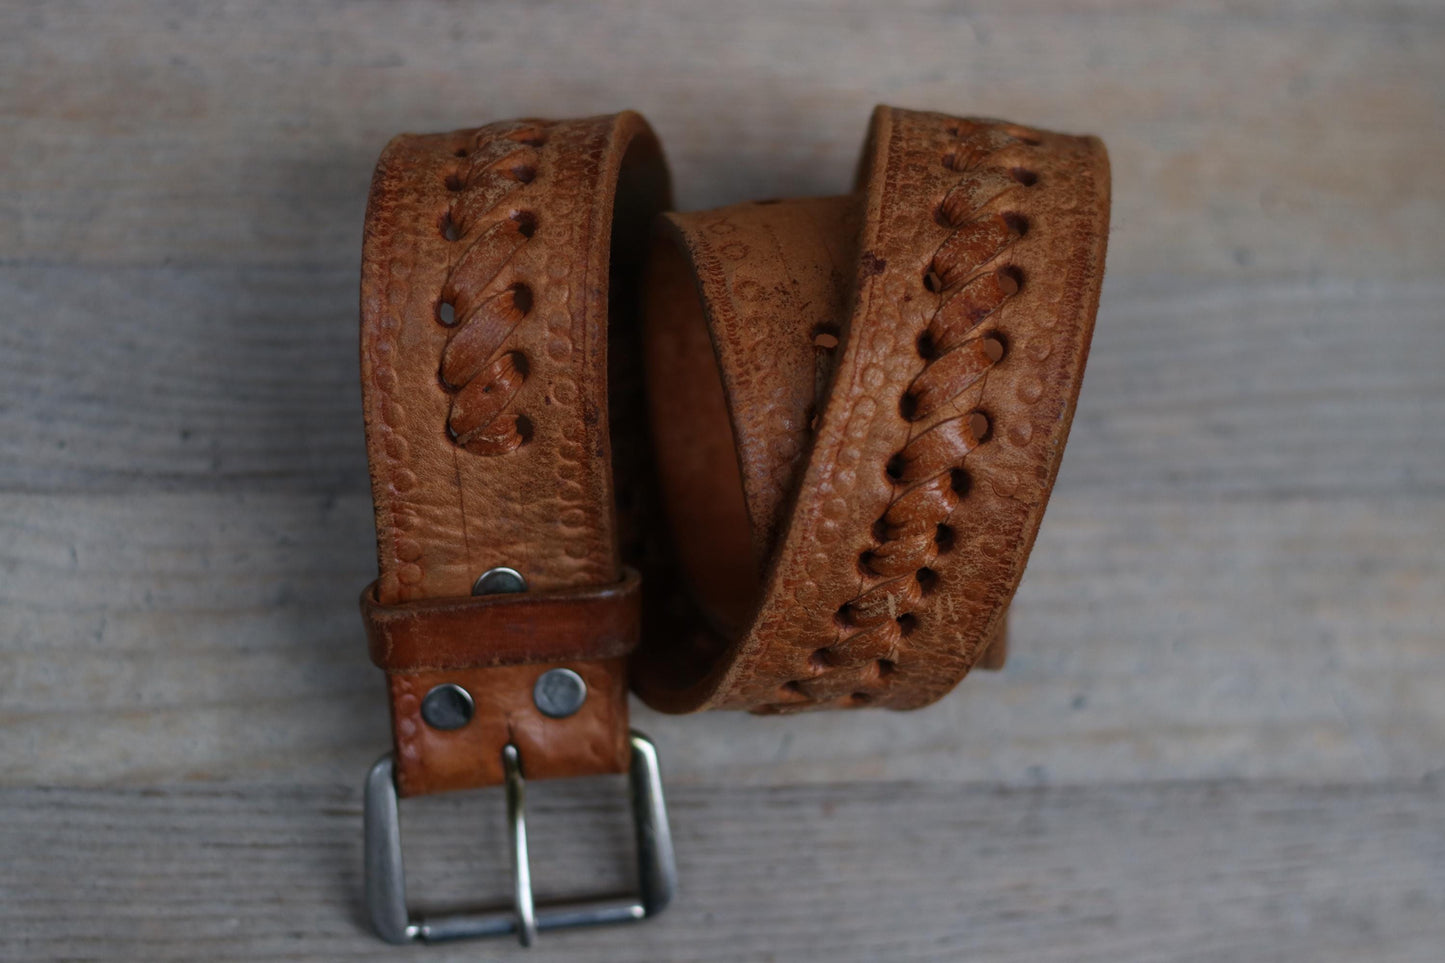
{"left": 356, "top": 107, "right": 1110, "bottom": 945}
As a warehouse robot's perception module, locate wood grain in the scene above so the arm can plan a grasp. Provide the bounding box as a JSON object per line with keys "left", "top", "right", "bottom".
{"left": 3, "top": 1, "right": 1443, "bottom": 280}
{"left": 4, "top": 489, "right": 1441, "bottom": 788}
{"left": 2, "top": 779, "right": 1442, "bottom": 962}
{"left": 3, "top": 0, "right": 1443, "bottom": 957}
{"left": 4, "top": 270, "right": 1441, "bottom": 495}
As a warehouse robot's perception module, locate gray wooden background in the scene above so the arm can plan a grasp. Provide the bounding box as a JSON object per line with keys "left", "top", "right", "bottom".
{"left": 3, "top": 1, "right": 1443, "bottom": 960}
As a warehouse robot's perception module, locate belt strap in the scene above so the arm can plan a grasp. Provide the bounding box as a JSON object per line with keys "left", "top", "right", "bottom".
{"left": 359, "top": 107, "right": 1109, "bottom": 795}
{"left": 635, "top": 108, "right": 1109, "bottom": 712}
{"left": 359, "top": 112, "right": 670, "bottom": 796}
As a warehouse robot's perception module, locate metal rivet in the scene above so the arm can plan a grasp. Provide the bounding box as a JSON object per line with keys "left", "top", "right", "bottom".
{"left": 533, "top": 668, "right": 587, "bottom": 719}
{"left": 473, "top": 566, "right": 527, "bottom": 596}
{"left": 420, "top": 683, "right": 474, "bottom": 731}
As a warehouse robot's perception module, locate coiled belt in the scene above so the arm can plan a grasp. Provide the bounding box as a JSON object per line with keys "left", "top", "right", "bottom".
{"left": 357, "top": 106, "right": 1109, "bottom": 945}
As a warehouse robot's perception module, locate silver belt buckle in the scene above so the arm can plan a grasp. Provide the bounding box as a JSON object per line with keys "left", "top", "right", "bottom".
{"left": 363, "top": 730, "right": 676, "bottom": 946}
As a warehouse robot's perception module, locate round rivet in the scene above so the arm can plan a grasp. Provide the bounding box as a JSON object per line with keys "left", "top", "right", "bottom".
{"left": 420, "top": 683, "right": 474, "bottom": 731}
{"left": 473, "top": 566, "right": 527, "bottom": 596}
{"left": 533, "top": 668, "right": 588, "bottom": 719}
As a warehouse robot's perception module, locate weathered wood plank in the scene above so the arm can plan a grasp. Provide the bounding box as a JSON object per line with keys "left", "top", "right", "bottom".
{"left": 3, "top": 1, "right": 1442, "bottom": 281}
{"left": 2, "top": 778, "right": 1441, "bottom": 961}
{"left": 4, "top": 270, "right": 1442, "bottom": 497}
{"left": 0, "top": 265, "right": 364, "bottom": 493}
{"left": 3, "top": 4, "right": 1444, "bottom": 959}
{"left": 4, "top": 490, "right": 1440, "bottom": 788}
{"left": 1072, "top": 278, "right": 1445, "bottom": 498}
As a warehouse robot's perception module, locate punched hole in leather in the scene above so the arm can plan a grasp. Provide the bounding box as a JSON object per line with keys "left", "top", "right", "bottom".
{"left": 356, "top": 106, "right": 1108, "bottom": 944}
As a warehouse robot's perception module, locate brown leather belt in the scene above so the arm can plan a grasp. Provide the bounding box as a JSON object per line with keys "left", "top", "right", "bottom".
{"left": 357, "top": 107, "right": 1110, "bottom": 945}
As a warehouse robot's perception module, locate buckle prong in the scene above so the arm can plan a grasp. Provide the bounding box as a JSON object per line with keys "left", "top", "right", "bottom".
{"left": 502, "top": 743, "right": 538, "bottom": 946}
{"left": 363, "top": 731, "right": 676, "bottom": 946}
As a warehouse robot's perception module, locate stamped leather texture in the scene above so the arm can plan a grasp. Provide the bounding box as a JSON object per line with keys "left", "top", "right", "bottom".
{"left": 633, "top": 107, "right": 1110, "bottom": 714}
{"left": 360, "top": 113, "right": 670, "bottom": 795}
{"left": 359, "top": 106, "right": 1108, "bottom": 793}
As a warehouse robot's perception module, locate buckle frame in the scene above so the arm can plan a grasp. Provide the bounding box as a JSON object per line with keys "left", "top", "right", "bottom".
{"left": 363, "top": 730, "right": 676, "bottom": 946}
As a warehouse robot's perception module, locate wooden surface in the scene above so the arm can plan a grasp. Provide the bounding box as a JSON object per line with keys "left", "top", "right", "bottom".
{"left": 2, "top": 1, "right": 1442, "bottom": 960}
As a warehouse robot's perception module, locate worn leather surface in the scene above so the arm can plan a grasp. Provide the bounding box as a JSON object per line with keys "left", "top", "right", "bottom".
{"left": 359, "top": 107, "right": 1108, "bottom": 793}
{"left": 359, "top": 113, "right": 669, "bottom": 795}
{"left": 634, "top": 107, "right": 1109, "bottom": 713}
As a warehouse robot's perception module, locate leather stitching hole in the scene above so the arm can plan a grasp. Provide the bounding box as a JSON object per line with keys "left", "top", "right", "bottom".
{"left": 440, "top": 210, "right": 461, "bottom": 242}
{"left": 934, "top": 523, "right": 956, "bottom": 553}
{"left": 510, "top": 210, "right": 538, "bottom": 238}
